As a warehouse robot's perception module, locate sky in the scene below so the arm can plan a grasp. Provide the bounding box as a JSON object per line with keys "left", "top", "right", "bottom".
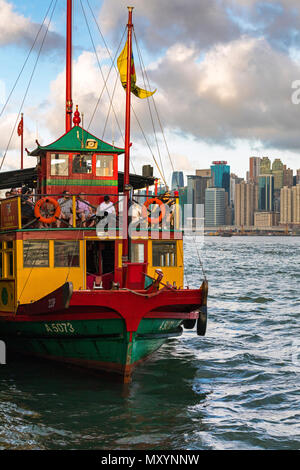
{"left": 0, "top": 0, "right": 300, "bottom": 187}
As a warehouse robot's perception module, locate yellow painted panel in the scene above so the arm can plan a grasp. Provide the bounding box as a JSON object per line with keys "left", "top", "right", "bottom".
{"left": 15, "top": 239, "right": 85, "bottom": 305}
{"left": 147, "top": 239, "right": 184, "bottom": 289}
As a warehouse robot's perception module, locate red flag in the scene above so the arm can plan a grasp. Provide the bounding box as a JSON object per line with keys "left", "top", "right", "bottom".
{"left": 17, "top": 116, "right": 23, "bottom": 137}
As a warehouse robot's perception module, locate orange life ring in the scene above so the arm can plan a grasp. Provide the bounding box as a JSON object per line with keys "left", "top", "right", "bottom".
{"left": 34, "top": 197, "right": 61, "bottom": 224}
{"left": 142, "top": 197, "right": 166, "bottom": 225}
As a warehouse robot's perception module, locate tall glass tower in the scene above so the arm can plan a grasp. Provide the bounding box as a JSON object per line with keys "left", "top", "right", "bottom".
{"left": 171, "top": 171, "right": 184, "bottom": 190}
{"left": 210, "top": 161, "right": 230, "bottom": 201}
{"left": 258, "top": 174, "right": 274, "bottom": 211}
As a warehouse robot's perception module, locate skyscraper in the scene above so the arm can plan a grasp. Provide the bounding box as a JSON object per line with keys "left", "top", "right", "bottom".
{"left": 187, "top": 175, "right": 210, "bottom": 218}
{"left": 258, "top": 175, "right": 274, "bottom": 211}
{"left": 205, "top": 188, "right": 225, "bottom": 227}
{"left": 249, "top": 157, "right": 261, "bottom": 183}
{"left": 210, "top": 161, "right": 230, "bottom": 201}
{"left": 260, "top": 157, "right": 272, "bottom": 175}
{"left": 272, "top": 159, "right": 284, "bottom": 190}
{"left": 280, "top": 185, "right": 300, "bottom": 224}
{"left": 235, "top": 182, "right": 256, "bottom": 226}
{"left": 171, "top": 171, "right": 184, "bottom": 190}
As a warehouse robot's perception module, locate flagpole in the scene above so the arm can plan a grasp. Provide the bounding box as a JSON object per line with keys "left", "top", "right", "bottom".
{"left": 66, "top": 0, "right": 73, "bottom": 132}
{"left": 122, "top": 6, "right": 134, "bottom": 276}
{"left": 21, "top": 113, "right": 23, "bottom": 169}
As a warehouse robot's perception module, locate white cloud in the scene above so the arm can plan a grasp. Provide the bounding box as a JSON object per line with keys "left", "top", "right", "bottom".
{"left": 0, "top": 0, "right": 63, "bottom": 50}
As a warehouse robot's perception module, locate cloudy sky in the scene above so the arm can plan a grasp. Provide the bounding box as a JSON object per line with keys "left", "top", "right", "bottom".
{"left": 0, "top": 0, "right": 300, "bottom": 185}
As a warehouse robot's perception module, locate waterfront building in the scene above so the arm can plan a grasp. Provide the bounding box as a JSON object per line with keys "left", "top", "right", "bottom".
{"left": 254, "top": 211, "right": 279, "bottom": 227}
{"left": 210, "top": 161, "right": 230, "bottom": 201}
{"left": 204, "top": 187, "right": 225, "bottom": 227}
{"left": 280, "top": 185, "right": 300, "bottom": 224}
{"left": 249, "top": 157, "right": 261, "bottom": 183}
{"left": 297, "top": 169, "right": 300, "bottom": 185}
{"left": 258, "top": 174, "right": 274, "bottom": 212}
{"left": 292, "top": 185, "right": 300, "bottom": 224}
{"left": 171, "top": 171, "right": 184, "bottom": 190}
{"left": 235, "top": 182, "right": 256, "bottom": 226}
{"left": 280, "top": 186, "right": 292, "bottom": 224}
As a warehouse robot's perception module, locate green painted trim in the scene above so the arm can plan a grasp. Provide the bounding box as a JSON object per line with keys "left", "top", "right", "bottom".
{"left": 29, "top": 126, "right": 125, "bottom": 156}
{"left": 45, "top": 179, "right": 118, "bottom": 186}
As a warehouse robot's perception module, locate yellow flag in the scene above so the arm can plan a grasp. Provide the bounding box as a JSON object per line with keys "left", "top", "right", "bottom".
{"left": 117, "top": 41, "right": 156, "bottom": 99}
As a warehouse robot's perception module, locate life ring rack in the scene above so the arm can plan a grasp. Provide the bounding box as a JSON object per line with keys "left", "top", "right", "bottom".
{"left": 142, "top": 197, "right": 166, "bottom": 225}
{"left": 34, "top": 197, "right": 61, "bottom": 225}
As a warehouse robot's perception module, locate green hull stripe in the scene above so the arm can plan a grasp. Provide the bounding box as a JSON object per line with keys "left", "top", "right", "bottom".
{"left": 45, "top": 179, "right": 118, "bottom": 187}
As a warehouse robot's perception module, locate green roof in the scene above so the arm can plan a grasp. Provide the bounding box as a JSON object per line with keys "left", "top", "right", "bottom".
{"left": 30, "top": 126, "right": 125, "bottom": 155}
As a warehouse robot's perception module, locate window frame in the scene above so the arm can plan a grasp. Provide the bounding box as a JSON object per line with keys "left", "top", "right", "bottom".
{"left": 23, "top": 240, "right": 50, "bottom": 268}
{"left": 152, "top": 241, "right": 177, "bottom": 267}
{"left": 54, "top": 240, "right": 80, "bottom": 268}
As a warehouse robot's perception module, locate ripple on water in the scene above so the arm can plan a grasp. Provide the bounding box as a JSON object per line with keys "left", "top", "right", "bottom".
{"left": 0, "top": 237, "right": 299, "bottom": 450}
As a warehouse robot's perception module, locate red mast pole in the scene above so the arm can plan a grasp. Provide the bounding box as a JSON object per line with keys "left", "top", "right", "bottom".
{"left": 66, "top": 0, "right": 73, "bottom": 132}
{"left": 21, "top": 113, "right": 24, "bottom": 170}
{"left": 122, "top": 7, "right": 134, "bottom": 272}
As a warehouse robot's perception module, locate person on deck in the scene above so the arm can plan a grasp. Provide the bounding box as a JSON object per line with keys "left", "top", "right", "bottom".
{"left": 21, "top": 186, "right": 34, "bottom": 226}
{"left": 96, "top": 195, "right": 116, "bottom": 218}
{"left": 76, "top": 193, "right": 92, "bottom": 227}
{"left": 56, "top": 190, "right": 73, "bottom": 227}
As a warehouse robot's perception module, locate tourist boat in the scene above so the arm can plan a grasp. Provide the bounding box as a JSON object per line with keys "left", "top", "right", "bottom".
{"left": 0, "top": 2, "right": 208, "bottom": 383}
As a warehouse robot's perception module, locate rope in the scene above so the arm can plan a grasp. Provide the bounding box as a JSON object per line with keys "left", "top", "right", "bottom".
{"left": 133, "top": 31, "right": 167, "bottom": 186}
{"left": 80, "top": 1, "right": 124, "bottom": 142}
{"left": 0, "top": 0, "right": 55, "bottom": 120}
{"left": 0, "top": 0, "right": 58, "bottom": 171}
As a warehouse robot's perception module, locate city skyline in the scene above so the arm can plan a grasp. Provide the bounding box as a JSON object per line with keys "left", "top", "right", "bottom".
{"left": 1, "top": 1, "right": 300, "bottom": 179}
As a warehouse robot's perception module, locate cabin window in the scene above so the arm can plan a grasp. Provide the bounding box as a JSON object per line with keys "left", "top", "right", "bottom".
{"left": 96, "top": 155, "right": 113, "bottom": 177}
{"left": 51, "top": 153, "right": 69, "bottom": 176}
{"left": 54, "top": 241, "right": 80, "bottom": 267}
{"left": 72, "top": 154, "right": 92, "bottom": 174}
{"left": 8, "top": 252, "right": 13, "bottom": 276}
{"left": 131, "top": 243, "right": 145, "bottom": 263}
{"left": 23, "top": 240, "right": 49, "bottom": 267}
{"left": 152, "top": 241, "right": 177, "bottom": 267}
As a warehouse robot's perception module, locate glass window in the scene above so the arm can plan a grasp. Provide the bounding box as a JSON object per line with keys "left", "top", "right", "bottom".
{"left": 96, "top": 155, "right": 113, "bottom": 177}
{"left": 131, "top": 243, "right": 145, "bottom": 263}
{"left": 72, "top": 154, "right": 92, "bottom": 174}
{"left": 152, "top": 241, "right": 177, "bottom": 267}
{"left": 54, "top": 241, "right": 80, "bottom": 267}
{"left": 51, "top": 153, "right": 69, "bottom": 176}
{"left": 7, "top": 241, "right": 13, "bottom": 249}
{"left": 8, "top": 252, "right": 13, "bottom": 276}
{"left": 23, "top": 241, "right": 49, "bottom": 267}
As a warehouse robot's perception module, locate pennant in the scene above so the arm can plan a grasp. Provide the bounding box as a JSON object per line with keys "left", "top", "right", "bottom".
{"left": 117, "top": 41, "right": 156, "bottom": 99}
{"left": 17, "top": 116, "right": 23, "bottom": 137}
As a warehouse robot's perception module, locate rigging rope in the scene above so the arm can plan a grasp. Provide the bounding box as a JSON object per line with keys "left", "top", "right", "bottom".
{"left": 0, "top": 0, "right": 59, "bottom": 172}
{"left": 134, "top": 33, "right": 176, "bottom": 182}
{"left": 85, "top": 0, "right": 168, "bottom": 181}
{"left": 133, "top": 31, "right": 167, "bottom": 186}
{"left": 0, "top": 0, "right": 55, "bottom": 120}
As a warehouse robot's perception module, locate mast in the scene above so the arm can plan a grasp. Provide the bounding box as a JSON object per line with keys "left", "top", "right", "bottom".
{"left": 122, "top": 7, "right": 134, "bottom": 271}
{"left": 65, "top": 0, "right": 73, "bottom": 132}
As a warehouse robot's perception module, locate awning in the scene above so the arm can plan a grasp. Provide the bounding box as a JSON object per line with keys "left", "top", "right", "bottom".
{"left": 0, "top": 167, "right": 155, "bottom": 192}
